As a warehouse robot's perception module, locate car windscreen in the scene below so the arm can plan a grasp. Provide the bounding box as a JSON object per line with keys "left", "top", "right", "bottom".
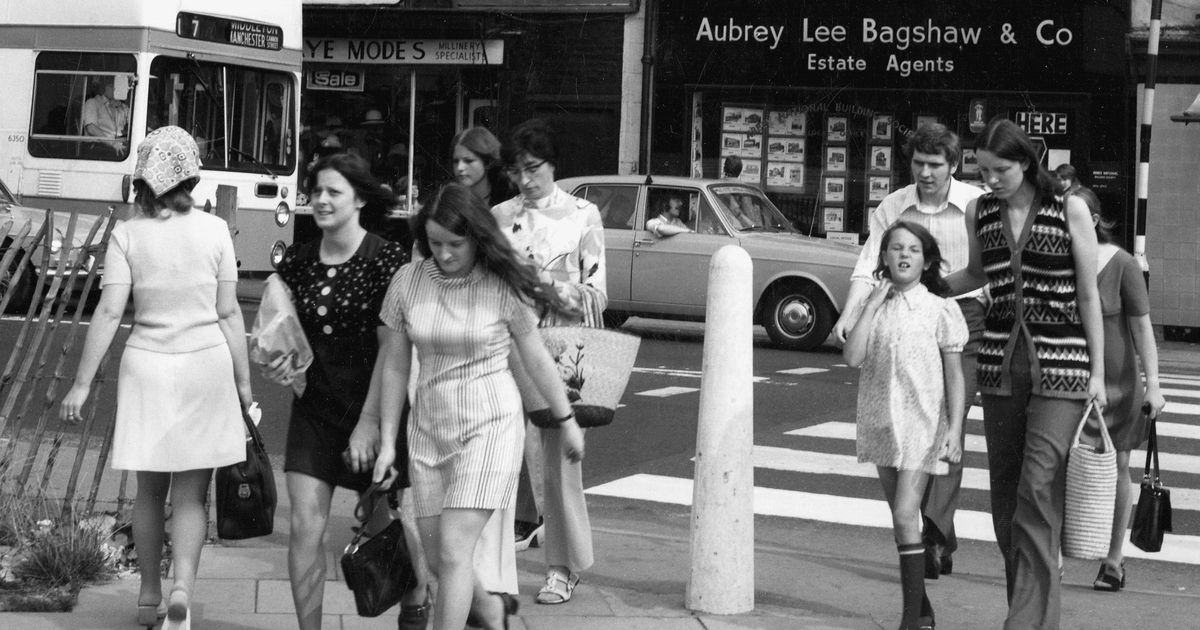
{"left": 709, "top": 186, "right": 796, "bottom": 233}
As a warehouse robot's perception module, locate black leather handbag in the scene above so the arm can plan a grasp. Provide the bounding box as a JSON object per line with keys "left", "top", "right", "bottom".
{"left": 341, "top": 484, "right": 416, "bottom": 617}
{"left": 215, "top": 406, "right": 277, "bottom": 540}
{"left": 1131, "top": 410, "right": 1172, "bottom": 552}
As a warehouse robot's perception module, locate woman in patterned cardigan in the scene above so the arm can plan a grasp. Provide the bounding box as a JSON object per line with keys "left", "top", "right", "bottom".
{"left": 946, "top": 118, "right": 1105, "bottom": 630}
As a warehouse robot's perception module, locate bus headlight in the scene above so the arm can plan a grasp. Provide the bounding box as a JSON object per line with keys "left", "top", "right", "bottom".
{"left": 275, "top": 201, "right": 291, "bottom": 227}
{"left": 270, "top": 240, "right": 287, "bottom": 268}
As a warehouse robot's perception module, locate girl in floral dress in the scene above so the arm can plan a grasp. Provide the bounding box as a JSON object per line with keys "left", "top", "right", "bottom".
{"left": 844, "top": 221, "right": 968, "bottom": 630}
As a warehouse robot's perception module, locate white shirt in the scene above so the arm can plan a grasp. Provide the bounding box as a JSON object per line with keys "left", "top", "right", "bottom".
{"left": 851, "top": 179, "right": 984, "bottom": 298}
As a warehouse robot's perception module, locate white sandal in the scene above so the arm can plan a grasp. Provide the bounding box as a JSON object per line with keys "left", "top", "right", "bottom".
{"left": 535, "top": 570, "right": 579, "bottom": 605}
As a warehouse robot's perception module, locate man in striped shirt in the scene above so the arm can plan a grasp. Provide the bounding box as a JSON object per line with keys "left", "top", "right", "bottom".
{"left": 833, "top": 123, "right": 985, "bottom": 580}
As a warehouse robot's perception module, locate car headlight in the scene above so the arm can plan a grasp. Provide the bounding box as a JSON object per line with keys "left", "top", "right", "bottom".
{"left": 275, "top": 202, "right": 291, "bottom": 227}
{"left": 270, "top": 240, "right": 287, "bottom": 268}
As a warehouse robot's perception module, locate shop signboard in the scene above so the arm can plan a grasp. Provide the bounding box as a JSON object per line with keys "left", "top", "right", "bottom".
{"left": 303, "top": 38, "right": 505, "bottom": 65}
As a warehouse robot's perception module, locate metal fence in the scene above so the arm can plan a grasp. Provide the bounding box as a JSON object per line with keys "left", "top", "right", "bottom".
{"left": 0, "top": 208, "right": 126, "bottom": 520}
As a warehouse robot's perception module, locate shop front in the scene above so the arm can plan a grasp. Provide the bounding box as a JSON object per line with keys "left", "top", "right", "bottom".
{"left": 649, "top": 1, "right": 1133, "bottom": 242}
{"left": 297, "top": 3, "right": 631, "bottom": 244}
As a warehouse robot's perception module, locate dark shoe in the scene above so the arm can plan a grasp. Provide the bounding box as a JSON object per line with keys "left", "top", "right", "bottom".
{"left": 1093, "top": 561, "right": 1126, "bottom": 592}
{"left": 489, "top": 591, "right": 519, "bottom": 630}
{"left": 916, "top": 615, "right": 936, "bottom": 629}
{"left": 398, "top": 585, "right": 431, "bottom": 630}
{"left": 939, "top": 552, "right": 953, "bottom": 576}
{"left": 923, "top": 543, "right": 943, "bottom": 580}
{"left": 514, "top": 518, "right": 544, "bottom": 551}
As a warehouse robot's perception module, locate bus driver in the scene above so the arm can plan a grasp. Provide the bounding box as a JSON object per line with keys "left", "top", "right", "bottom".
{"left": 82, "top": 79, "right": 130, "bottom": 145}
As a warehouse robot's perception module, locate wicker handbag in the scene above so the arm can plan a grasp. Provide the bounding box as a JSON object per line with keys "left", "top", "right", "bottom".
{"left": 1062, "top": 402, "right": 1118, "bottom": 560}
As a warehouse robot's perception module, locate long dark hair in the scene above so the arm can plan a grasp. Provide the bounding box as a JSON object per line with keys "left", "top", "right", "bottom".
{"left": 306, "top": 152, "right": 392, "bottom": 232}
{"left": 413, "top": 183, "right": 577, "bottom": 317}
{"left": 451, "top": 126, "right": 513, "bottom": 206}
{"left": 1072, "top": 186, "right": 1115, "bottom": 244}
{"left": 977, "top": 118, "right": 1058, "bottom": 201}
{"left": 874, "top": 221, "right": 951, "bottom": 296}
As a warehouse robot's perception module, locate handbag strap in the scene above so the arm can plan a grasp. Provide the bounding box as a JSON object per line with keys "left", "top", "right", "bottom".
{"left": 1070, "top": 401, "right": 1113, "bottom": 452}
{"left": 1142, "top": 404, "right": 1162, "bottom": 486}
{"left": 239, "top": 406, "right": 267, "bottom": 453}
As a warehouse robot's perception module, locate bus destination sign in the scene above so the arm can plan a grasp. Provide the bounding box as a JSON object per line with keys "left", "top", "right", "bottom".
{"left": 177, "top": 12, "right": 283, "bottom": 51}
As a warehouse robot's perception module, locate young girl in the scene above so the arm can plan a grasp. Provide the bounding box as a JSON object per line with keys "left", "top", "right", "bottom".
{"left": 844, "top": 221, "right": 967, "bottom": 630}
{"left": 1073, "top": 187, "right": 1167, "bottom": 592}
{"left": 371, "top": 182, "right": 585, "bottom": 630}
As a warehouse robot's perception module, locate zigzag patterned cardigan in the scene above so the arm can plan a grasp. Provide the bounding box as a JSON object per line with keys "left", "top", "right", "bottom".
{"left": 975, "top": 193, "right": 1091, "bottom": 399}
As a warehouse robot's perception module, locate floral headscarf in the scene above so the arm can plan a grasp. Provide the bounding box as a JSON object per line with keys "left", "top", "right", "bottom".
{"left": 132, "top": 126, "right": 202, "bottom": 196}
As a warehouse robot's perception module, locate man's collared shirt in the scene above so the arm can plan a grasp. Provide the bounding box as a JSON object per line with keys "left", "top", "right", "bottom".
{"left": 851, "top": 179, "right": 985, "bottom": 298}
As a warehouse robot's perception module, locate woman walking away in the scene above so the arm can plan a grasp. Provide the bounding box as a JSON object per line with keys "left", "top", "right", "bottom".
{"left": 371, "top": 183, "right": 585, "bottom": 630}
{"left": 946, "top": 118, "right": 1105, "bottom": 630}
{"left": 1072, "top": 187, "right": 1167, "bottom": 592}
{"left": 844, "top": 221, "right": 968, "bottom": 630}
{"left": 59, "top": 126, "right": 253, "bottom": 630}
{"left": 492, "top": 118, "right": 607, "bottom": 606}
{"left": 265, "top": 152, "right": 427, "bottom": 630}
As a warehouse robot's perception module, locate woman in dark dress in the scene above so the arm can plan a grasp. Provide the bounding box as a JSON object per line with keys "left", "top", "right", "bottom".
{"left": 264, "top": 153, "right": 426, "bottom": 630}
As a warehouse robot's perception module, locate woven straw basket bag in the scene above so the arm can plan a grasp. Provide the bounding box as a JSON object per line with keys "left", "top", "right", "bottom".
{"left": 1062, "top": 402, "right": 1118, "bottom": 560}
{"left": 511, "top": 325, "right": 641, "bottom": 428}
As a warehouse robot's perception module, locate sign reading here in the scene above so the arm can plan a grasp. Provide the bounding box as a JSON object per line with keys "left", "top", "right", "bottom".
{"left": 1015, "top": 111, "right": 1068, "bottom": 135}
{"left": 304, "top": 39, "right": 505, "bottom": 65}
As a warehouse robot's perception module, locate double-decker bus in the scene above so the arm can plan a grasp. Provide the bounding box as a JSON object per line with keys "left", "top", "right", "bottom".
{"left": 0, "top": 0, "right": 301, "bottom": 273}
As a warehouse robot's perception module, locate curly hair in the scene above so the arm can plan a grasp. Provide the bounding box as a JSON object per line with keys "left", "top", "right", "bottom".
{"left": 873, "top": 221, "right": 951, "bottom": 297}
{"left": 502, "top": 118, "right": 558, "bottom": 168}
{"left": 413, "top": 183, "right": 577, "bottom": 317}
{"left": 903, "top": 122, "right": 961, "bottom": 169}
{"left": 306, "top": 152, "right": 393, "bottom": 232}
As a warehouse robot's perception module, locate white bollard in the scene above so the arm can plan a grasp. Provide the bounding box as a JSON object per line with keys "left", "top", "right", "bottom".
{"left": 685, "top": 245, "right": 754, "bottom": 614}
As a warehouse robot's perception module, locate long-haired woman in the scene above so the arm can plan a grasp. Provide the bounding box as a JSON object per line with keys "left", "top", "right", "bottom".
{"left": 371, "top": 182, "right": 585, "bottom": 630}
{"left": 60, "top": 126, "right": 253, "bottom": 629}
{"left": 946, "top": 118, "right": 1105, "bottom": 629}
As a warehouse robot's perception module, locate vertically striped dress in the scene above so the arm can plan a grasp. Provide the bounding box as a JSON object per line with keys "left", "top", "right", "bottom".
{"left": 379, "top": 259, "right": 538, "bottom": 517}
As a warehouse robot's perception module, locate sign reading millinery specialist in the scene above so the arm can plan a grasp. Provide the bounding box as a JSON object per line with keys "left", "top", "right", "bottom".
{"left": 304, "top": 39, "right": 505, "bottom": 65}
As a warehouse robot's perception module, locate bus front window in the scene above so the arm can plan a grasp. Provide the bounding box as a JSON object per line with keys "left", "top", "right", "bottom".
{"left": 149, "top": 56, "right": 295, "bottom": 174}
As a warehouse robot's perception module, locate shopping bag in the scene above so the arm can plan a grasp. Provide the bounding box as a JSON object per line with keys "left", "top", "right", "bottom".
{"left": 1062, "top": 402, "right": 1117, "bottom": 560}
{"left": 1131, "top": 410, "right": 1172, "bottom": 552}
{"left": 250, "top": 273, "right": 313, "bottom": 396}
{"left": 215, "top": 403, "right": 277, "bottom": 540}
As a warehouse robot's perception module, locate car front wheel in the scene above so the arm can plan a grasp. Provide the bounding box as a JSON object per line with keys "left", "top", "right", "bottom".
{"left": 762, "top": 284, "right": 835, "bottom": 351}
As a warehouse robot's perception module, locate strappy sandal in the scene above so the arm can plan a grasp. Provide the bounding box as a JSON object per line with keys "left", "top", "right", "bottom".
{"left": 535, "top": 570, "right": 579, "bottom": 605}
{"left": 1093, "top": 561, "right": 1126, "bottom": 592}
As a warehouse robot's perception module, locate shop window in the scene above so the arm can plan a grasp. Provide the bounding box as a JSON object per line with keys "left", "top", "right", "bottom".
{"left": 28, "top": 52, "right": 137, "bottom": 161}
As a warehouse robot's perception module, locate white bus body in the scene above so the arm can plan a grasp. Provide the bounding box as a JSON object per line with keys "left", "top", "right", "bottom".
{"left": 0, "top": 0, "right": 301, "bottom": 272}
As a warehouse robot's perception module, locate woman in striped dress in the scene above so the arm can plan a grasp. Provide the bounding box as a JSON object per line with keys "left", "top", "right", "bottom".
{"left": 371, "top": 183, "right": 584, "bottom": 630}
{"left": 947, "top": 118, "right": 1105, "bottom": 630}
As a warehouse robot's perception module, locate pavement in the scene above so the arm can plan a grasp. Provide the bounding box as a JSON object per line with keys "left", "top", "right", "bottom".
{"left": 1, "top": 283, "right": 1197, "bottom": 628}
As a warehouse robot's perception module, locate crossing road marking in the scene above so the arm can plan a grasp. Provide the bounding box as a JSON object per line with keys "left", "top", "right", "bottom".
{"left": 776, "top": 367, "right": 828, "bottom": 376}
{"left": 635, "top": 386, "right": 700, "bottom": 398}
{"left": 585, "top": 473, "right": 1200, "bottom": 565}
{"left": 786, "top": 422, "right": 1200, "bottom": 476}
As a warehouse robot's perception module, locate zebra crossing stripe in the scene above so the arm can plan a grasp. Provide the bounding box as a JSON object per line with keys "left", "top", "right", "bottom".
{"left": 635, "top": 386, "right": 700, "bottom": 397}
{"left": 585, "top": 473, "right": 1200, "bottom": 565}
{"left": 751, "top": 444, "right": 1200, "bottom": 512}
{"left": 785, "top": 422, "right": 1200, "bottom": 477}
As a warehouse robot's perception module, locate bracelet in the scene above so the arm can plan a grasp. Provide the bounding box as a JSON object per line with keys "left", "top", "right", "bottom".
{"left": 553, "top": 411, "right": 576, "bottom": 424}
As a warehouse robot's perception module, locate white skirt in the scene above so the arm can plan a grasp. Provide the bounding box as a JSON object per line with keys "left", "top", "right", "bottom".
{"left": 111, "top": 344, "right": 244, "bottom": 472}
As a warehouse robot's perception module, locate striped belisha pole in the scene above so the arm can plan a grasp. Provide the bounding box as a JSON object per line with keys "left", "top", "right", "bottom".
{"left": 1134, "top": 0, "right": 1163, "bottom": 279}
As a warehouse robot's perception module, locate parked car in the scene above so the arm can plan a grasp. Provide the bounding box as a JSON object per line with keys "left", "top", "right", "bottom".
{"left": 558, "top": 175, "right": 860, "bottom": 351}
{"left": 1, "top": 176, "right": 110, "bottom": 313}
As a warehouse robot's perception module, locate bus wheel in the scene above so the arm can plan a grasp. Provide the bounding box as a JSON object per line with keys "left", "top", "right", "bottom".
{"left": 1, "top": 247, "right": 36, "bottom": 314}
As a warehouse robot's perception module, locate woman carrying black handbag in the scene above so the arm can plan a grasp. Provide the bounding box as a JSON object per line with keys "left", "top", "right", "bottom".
{"left": 1075, "top": 188, "right": 1167, "bottom": 592}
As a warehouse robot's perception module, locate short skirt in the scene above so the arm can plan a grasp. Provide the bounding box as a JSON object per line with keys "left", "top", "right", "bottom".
{"left": 284, "top": 399, "right": 411, "bottom": 492}
{"left": 111, "top": 344, "right": 244, "bottom": 472}
{"left": 407, "top": 405, "right": 524, "bottom": 518}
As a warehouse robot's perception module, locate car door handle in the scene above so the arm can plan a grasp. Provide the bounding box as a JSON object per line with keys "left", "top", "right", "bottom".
{"left": 635, "top": 238, "right": 656, "bottom": 246}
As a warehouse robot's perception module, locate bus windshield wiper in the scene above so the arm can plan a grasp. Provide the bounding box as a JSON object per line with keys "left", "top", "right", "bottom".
{"left": 229, "top": 147, "right": 278, "bottom": 178}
